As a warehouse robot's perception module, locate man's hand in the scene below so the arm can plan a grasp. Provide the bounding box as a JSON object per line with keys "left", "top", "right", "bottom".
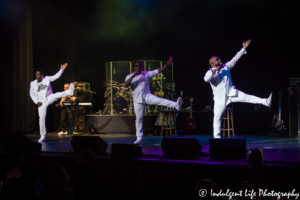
{"left": 243, "top": 39, "right": 251, "bottom": 49}
{"left": 166, "top": 57, "right": 173, "bottom": 66}
{"left": 60, "top": 97, "right": 66, "bottom": 104}
{"left": 212, "top": 67, "right": 220, "bottom": 74}
{"left": 158, "top": 57, "right": 173, "bottom": 73}
{"left": 133, "top": 70, "right": 139, "bottom": 77}
{"left": 37, "top": 102, "right": 42, "bottom": 107}
{"left": 70, "top": 97, "right": 77, "bottom": 102}
{"left": 61, "top": 63, "right": 68, "bottom": 70}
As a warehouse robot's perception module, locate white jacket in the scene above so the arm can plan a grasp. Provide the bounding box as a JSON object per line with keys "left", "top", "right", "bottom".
{"left": 204, "top": 48, "right": 247, "bottom": 105}
{"left": 124, "top": 69, "right": 159, "bottom": 103}
{"left": 30, "top": 69, "right": 64, "bottom": 104}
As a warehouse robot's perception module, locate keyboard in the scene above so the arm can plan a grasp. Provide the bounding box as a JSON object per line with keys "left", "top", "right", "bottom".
{"left": 63, "top": 102, "right": 92, "bottom": 106}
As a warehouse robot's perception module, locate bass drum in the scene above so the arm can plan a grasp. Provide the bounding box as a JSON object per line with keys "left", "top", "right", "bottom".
{"left": 113, "top": 97, "right": 129, "bottom": 114}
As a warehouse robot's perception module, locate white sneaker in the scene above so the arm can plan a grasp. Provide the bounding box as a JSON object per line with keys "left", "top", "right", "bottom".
{"left": 175, "top": 97, "right": 183, "bottom": 111}
{"left": 266, "top": 92, "right": 273, "bottom": 107}
{"left": 38, "top": 136, "right": 45, "bottom": 143}
{"left": 58, "top": 131, "right": 68, "bottom": 135}
{"left": 69, "top": 83, "right": 74, "bottom": 96}
{"left": 134, "top": 137, "right": 143, "bottom": 145}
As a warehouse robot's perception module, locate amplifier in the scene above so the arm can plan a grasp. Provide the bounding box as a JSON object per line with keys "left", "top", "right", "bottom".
{"left": 289, "top": 93, "right": 299, "bottom": 136}
{"left": 73, "top": 82, "right": 90, "bottom": 92}
{"left": 289, "top": 78, "right": 300, "bottom": 137}
{"left": 74, "top": 91, "right": 92, "bottom": 102}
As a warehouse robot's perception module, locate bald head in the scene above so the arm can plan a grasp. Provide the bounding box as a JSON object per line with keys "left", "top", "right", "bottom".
{"left": 209, "top": 56, "right": 222, "bottom": 68}
{"left": 64, "top": 83, "right": 70, "bottom": 91}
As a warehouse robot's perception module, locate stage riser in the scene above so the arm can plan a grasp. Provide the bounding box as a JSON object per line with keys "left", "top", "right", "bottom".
{"left": 86, "top": 115, "right": 157, "bottom": 134}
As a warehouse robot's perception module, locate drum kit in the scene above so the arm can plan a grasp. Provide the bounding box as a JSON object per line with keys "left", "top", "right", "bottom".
{"left": 103, "top": 77, "right": 176, "bottom": 114}
{"left": 114, "top": 84, "right": 130, "bottom": 98}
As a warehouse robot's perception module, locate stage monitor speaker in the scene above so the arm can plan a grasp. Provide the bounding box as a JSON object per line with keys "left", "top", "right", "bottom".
{"left": 0, "top": 134, "right": 41, "bottom": 154}
{"left": 209, "top": 138, "right": 246, "bottom": 159}
{"left": 111, "top": 143, "right": 142, "bottom": 158}
{"left": 161, "top": 137, "right": 202, "bottom": 159}
{"left": 71, "top": 136, "right": 108, "bottom": 155}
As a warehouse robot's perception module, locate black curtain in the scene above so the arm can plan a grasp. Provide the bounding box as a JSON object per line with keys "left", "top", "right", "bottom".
{"left": 2, "top": 0, "right": 35, "bottom": 133}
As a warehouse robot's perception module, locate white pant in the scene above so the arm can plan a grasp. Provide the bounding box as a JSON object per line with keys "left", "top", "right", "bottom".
{"left": 134, "top": 94, "right": 177, "bottom": 139}
{"left": 213, "top": 90, "right": 267, "bottom": 138}
{"left": 38, "top": 91, "right": 71, "bottom": 136}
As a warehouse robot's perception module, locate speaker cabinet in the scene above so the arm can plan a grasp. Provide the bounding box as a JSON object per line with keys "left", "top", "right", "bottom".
{"left": 209, "top": 138, "right": 246, "bottom": 159}
{"left": 289, "top": 89, "right": 299, "bottom": 136}
{"left": 84, "top": 83, "right": 90, "bottom": 92}
{"left": 75, "top": 114, "right": 86, "bottom": 132}
{"left": 74, "top": 91, "right": 92, "bottom": 102}
{"left": 71, "top": 136, "right": 108, "bottom": 155}
{"left": 161, "top": 137, "right": 202, "bottom": 159}
{"left": 0, "top": 134, "right": 41, "bottom": 154}
{"left": 111, "top": 143, "right": 142, "bottom": 158}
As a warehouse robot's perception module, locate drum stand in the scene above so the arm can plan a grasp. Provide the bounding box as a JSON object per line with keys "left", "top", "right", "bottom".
{"left": 55, "top": 124, "right": 70, "bottom": 133}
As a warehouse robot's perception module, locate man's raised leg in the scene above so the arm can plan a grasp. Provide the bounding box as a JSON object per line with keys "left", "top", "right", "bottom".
{"left": 47, "top": 83, "right": 74, "bottom": 105}
{"left": 145, "top": 94, "right": 182, "bottom": 110}
{"left": 228, "top": 91, "right": 271, "bottom": 107}
{"left": 134, "top": 102, "right": 145, "bottom": 145}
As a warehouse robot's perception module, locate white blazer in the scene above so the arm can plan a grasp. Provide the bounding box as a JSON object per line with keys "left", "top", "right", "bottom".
{"left": 124, "top": 69, "right": 159, "bottom": 103}
{"left": 204, "top": 48, "right": 247, "bottom": 105}
{"left": 30, "top": 69, "right": 64, "bottom": 104}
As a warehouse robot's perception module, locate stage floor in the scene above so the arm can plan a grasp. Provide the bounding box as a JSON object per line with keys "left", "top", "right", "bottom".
{"left": 25, "top": 133, "right": 300, "bottom": 165}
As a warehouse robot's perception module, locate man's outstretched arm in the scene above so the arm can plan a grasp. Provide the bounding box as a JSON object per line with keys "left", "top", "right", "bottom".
{"left": 48, "top": 63, "right": 68, "bottom": 82}
{"left": 146, "top": 57, "right": 173, "bottom": 79}
{"left": 226, "top": 39, "right": 251, "bottom": 70}
{"left": 157, "top": 57, "right": 173, "bottom": 73}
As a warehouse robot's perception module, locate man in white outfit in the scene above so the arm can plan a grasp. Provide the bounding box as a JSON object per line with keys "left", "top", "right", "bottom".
{"left": 124, "top": 57, "right": 183, "bottom": 145}
{"left": 204, "top": 39, "right": 272, "bottom": 138}
{"left": 29, "top": 63, "right": 74, "bottom": 142}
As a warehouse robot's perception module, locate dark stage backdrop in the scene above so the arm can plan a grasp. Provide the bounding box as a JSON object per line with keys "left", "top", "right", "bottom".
{"left": 1, "top": 0, "right": 299, "bottom": 133}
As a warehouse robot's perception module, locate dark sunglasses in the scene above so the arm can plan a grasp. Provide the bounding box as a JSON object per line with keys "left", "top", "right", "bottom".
{"left": 216, "top": 58, "right": 220, "bottom": 61}
{"left": 135, "top": 65, "right": 141, "bottom": 67}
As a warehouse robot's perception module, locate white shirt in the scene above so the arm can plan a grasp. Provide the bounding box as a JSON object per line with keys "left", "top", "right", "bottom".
{"left": 29, "top": 69, "right": 64, "bottom": 104}
{"left": 204, "top": 48, "right": 247, "bottom": 105}
{"left": 124, "top": 69, "right": 159, "bottom": 103}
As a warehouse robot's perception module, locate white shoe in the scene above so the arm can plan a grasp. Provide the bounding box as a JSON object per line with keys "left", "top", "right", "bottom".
{"left": 38, "top": 136, "right": 45, "bottom": 143}
{"left": 69, "top": 83, "right": 74, "bottom": 96}
{"left": 175, "top": 97, "right": 183, "bottom": 111}
{"left": 134, "top": 137, "right": 143, "bottom": 145}
{"left": 58, "top": 131, "right": 68, "bottom": 135}
{"left": 266, "top": 92, "right": 273, "bottom": 107}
